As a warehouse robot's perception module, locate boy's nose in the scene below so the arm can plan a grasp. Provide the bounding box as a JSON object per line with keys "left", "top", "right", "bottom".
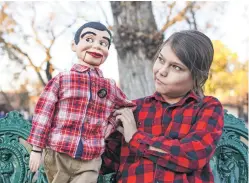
{"left": 159, "top": 66, "right": 168, "bottom": 77}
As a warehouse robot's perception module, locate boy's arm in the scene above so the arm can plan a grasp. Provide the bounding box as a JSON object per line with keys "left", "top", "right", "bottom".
{"left": 27, "top": 74, "right": 60, "bottom": 148}
{"left": 128, "top": 97, "right": 224, "bottom": 173}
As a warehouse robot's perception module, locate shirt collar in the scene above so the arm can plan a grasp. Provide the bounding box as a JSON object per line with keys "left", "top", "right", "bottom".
{"left": 146, "top": 90, "right": 201, "bottom": 105}
{"left": 70, "top": 64, "right": 103, "bottom": 77}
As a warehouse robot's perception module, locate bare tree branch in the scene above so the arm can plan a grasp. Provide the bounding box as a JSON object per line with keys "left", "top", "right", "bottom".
{"left": 31, "top": 3, "right": 47, "bottom": 51}
{"left": 190, "top": 6, "right": 198, "bottom": 30}
{"left": 159, "top": 2, "right": 195, "bottom": 33}
{"left": 55, "top": 18, "right": 77, "bottom": 38}
{"left": 44, "top": 18, "right": 77, "bottom": 80}
{"left": 164, "top": 2, "right": 176, "bottom": 28}
{"left": 0, "top": 36, "right": 46, "bottom": 86}
{"left": 185, "top": 16, "right": 192, "bottom": 29}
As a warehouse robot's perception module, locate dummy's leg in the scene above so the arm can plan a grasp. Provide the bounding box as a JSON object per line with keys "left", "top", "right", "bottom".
{"left": 44, "top": 148, "right": 71, "bottom": 183}
{"left": 69, "top": 157, "right": 102, "bottom": 183}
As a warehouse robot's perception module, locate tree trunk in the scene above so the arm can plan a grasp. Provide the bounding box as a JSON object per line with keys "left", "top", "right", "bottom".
{"left": 110, "top": 2, "right": 163, "bottom": 99}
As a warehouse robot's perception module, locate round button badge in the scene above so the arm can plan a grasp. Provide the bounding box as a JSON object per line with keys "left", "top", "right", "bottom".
{"left": 97, "top": 88, "right": 107, "bottom": 98}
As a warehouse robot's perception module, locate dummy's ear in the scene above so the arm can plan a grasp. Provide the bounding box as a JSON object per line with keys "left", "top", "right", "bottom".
{"left": 71, "top": 40, "right": 76, "bottom": 52}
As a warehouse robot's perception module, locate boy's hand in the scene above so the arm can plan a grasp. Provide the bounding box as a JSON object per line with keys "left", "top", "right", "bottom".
{"left": 29, "top": 151, "right": 42, "bottom": 172}
{"left": 105, "top": 123, "right": 113, "bottom": 139}
{"left": 114, "top": 108, "right": 137, "bottom": 143}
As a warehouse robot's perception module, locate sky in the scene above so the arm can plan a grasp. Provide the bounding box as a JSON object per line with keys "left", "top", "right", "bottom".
{"left": 214, "top": 1, "right": 248, "bottom": 62}
{"left": 0, "top": 1, "right": 248, "bottom": 92}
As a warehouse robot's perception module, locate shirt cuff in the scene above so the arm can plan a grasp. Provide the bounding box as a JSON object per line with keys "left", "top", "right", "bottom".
{"left": 27, "top": 137, "right": 46, "bottom": 149}
{"left": 128, "top": 130, "right": 151, "bottom": 155}
{"left": 108, "top": 117, "right": 118, "bottom": 129}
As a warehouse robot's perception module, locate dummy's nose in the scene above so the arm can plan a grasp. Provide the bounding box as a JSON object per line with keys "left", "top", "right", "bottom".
{"left": 92, "top": 41, "right": 101, "bottom": 50}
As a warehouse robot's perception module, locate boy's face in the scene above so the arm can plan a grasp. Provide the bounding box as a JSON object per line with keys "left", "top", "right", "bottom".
{"left": 153, "top": 44, "right": 194, "bottom": 103}
{"left": 72, "top": 27, "right": 110, "bottom": 68}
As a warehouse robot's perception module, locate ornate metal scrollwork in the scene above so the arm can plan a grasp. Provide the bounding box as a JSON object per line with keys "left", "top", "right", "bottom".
{"left": 0, "top": 111, "right": 47, "bottom": 183}
{"left": 210, "top": 110, "right": 248, "bottom": 183}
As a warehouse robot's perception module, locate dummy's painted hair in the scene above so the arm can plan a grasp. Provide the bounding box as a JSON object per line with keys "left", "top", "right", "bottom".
{"left": 74, "top": 21, "right": 112, "bottom": 49}
{"left": 153, "top": 30, "right": 214, "bottom": 97}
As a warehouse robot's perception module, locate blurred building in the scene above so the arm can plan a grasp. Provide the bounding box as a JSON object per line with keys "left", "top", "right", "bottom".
{"left": 0, "top": 91, "right": 29, "bottom": 113}
{"left": 222, "top": 93, "right": 248, "bottom": 123}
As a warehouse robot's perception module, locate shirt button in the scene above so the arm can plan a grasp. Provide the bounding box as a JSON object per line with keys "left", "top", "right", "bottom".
{"left": 85, "top": 118, "right": 89, "bottom": 123}
{"left": 97, "top": 89, "right": 107, "bottom": 98}
{"left": 92, "top": 82, "right": 96, "bottom": 87}
{"left": 137, "top": 122, "right": 141, "bottom": 126}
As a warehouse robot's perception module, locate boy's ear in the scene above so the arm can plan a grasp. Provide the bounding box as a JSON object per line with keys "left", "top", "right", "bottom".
{"left": 71, "top": 40, "right": 76, "bottom": 52}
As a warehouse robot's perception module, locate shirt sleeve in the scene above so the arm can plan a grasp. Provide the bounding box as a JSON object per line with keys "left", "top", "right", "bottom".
{"left": 108, "top": 81, "right": 136, "bottom": 128}
{"left": 128, "top": 97, "right": 224, "bottom": 173}
{"left": 100, "top": 131, "right": 122, "bottom": 174}
{"left": 27, "top": 74, "right": 60, "bottom": 148}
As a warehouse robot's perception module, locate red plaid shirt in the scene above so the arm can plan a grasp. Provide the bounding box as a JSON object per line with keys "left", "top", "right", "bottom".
{"left": 101, "top": 91, "right": 224, "bottom": 183}
{"left": 27, "top": 64, "right": 135, "bottom": 160}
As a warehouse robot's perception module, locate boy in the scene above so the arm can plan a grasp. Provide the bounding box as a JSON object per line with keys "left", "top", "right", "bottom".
{"left": 27, "top": 22, "right": 135, "bottom": 183}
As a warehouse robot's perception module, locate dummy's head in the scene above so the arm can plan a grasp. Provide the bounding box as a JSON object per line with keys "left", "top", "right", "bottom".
{"left": 72, "top": 22, "right": 112, "bottom": 68}
{"left": 74, "top": 22, "right": 112, "bottom": 48}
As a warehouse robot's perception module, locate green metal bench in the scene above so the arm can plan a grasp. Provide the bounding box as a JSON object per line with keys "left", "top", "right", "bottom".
{"left": 0, "top": 110, "right": 248, "bottom": 183}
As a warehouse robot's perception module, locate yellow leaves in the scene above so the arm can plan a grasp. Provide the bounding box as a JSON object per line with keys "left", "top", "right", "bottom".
{"left": 211, "top": 40, "right": 238, "bottom": 72}
{"left": 204, "top": 40, "right": 248, "bottom": 104}
{"left": 0, "top": 2, "right": 16, "bottom": 34}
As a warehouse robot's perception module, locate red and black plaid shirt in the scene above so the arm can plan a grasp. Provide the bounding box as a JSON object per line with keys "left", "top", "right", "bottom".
{"left": 101, "top": 91, "right": 224, "bottom": 183}
{"left": 27, "top": 64, "right": 135, "bottom": 160}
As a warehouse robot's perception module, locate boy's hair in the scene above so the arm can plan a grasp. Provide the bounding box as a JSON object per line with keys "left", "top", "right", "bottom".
{"left": 74, "top": 22, "right": 112, "bottom": 49}
{"left": 153, "top": 30, "right": 214, "bottom": 96}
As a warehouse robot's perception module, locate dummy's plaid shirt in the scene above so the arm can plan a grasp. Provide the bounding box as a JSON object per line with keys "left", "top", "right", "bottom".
{"left": 27, "top": 64, "right": 135, "bottom": 160}
{"left": 101, "top": 91, "right": 224, "bottom": 183}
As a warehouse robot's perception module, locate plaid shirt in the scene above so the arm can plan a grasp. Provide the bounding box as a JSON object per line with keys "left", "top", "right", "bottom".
{"left": 101, "top": 91, "right": 224, "bottom": 183}
{"left": 27, "top": 64, "right": 135, "bottom": 160}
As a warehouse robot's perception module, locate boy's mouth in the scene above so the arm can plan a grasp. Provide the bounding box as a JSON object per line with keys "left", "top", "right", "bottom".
{"left": 87, "top": 51, "right": 103, "bottom": 58}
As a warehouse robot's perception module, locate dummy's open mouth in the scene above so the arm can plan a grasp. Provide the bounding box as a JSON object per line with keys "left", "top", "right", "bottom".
{"left": 87, "top": 52, "right": 103, "bottom": 58}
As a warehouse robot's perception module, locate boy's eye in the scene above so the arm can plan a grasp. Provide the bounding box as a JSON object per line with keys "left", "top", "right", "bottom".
{"left": 86, "top": 38, "right": 94, "bottom": 43}
{"left": 158, "top": 56, "right": 164, "bottom": 63}
{"left": 172, "top": 65, "right": 181, "bottom": 71}
{"left": 100, "top": 41, "right": 108, "bottom": 47}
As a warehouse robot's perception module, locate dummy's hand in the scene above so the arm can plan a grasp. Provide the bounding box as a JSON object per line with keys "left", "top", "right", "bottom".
{"left": 105, "top": 123, "right": 113, "bottom": 139}
{"left": 113, "top": 108, "right": 137, "bottom": 143}
{"left": 29, "top": 151, "right": 42, "bottom": 172}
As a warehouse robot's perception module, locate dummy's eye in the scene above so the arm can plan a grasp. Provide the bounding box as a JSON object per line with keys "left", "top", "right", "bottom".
{"left": 100, "top": 41, "right": 108, "bottom": 47}
{"left": 86, "top": 38, "right": 94, "bottom": 43}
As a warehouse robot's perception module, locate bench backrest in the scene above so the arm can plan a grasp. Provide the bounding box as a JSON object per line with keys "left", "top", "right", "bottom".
{"left": 0, "top": 110, "right": 248, "bottom": 183}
